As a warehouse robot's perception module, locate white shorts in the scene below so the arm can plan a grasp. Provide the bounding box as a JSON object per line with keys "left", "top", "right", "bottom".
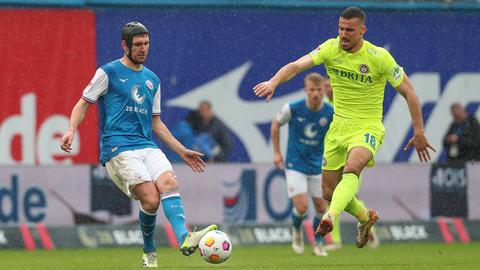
{"left": 285, "top": 169, "right": 323, "bottom": 198}
{"left": 105, "top": 148, "right": 173, "bottom": 199}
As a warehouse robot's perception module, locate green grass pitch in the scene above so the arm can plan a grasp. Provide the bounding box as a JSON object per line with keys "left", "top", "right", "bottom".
{"left": 0, "top": 243, "right": 479, "bottom": 270}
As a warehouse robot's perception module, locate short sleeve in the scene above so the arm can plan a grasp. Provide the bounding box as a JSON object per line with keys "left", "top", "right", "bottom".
{"left": 382, "top": 51, "right": 404, "bottom": 88}
{"left": 308, "top": 39, "right": 334, "bottom": 66}
{"left": 275, "top": 103, "right": 291, "bottom": 125}
{"left": 82, "top": 68, "right": 108, "bottom": 103}
{"left": 152, "top": 83, "right": 161, "bottom": 115}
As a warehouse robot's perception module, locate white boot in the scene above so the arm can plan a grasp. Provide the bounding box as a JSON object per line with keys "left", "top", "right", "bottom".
{"left": 291, "top": 227, "right": 304, "bottom": 254}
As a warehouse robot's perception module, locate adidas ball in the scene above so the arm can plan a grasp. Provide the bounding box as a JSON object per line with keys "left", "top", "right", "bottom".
{"left": 198, "top": 230, "right": 232, "bottom": 264}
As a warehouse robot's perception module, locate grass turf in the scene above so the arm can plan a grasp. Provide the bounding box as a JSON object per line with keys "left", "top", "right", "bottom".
{"left": 0, "top": 243, "right": 479, "bottom": 270}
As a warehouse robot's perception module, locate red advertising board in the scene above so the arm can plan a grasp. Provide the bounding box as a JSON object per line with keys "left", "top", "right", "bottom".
{"left": 0, "top": 9, "right": 98, "bottom": 164}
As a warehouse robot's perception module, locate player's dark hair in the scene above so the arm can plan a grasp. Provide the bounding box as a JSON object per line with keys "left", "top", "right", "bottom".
{"left": 122, "top": 21, "right": 149, "bottom": 49}
{"left": 340, "top": 7, "right": 366, "bottom": 24}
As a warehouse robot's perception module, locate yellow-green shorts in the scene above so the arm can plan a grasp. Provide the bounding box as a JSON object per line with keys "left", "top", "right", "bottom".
{"left": 322, "top": 115, "right": 385, "bottom": 171}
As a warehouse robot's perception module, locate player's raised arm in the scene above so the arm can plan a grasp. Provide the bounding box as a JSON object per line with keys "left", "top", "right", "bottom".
{"left": 395, "top": 74, "right": 436, "bottom": 161}
{"left": 253, "top": 54, "right": 314, "bottom": 102}
{"left": 60, "top": 98, "right": 91, "bottom": 153}
{"left": 151, "top": 115, "right": 206, "bottom": 172}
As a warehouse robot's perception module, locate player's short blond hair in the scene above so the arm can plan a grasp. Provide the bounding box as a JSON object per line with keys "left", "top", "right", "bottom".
{"left": 304, "top": 73, "right": 325, "bottom": 85}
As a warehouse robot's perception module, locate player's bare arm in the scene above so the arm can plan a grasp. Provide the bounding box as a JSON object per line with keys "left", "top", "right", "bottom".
{"left": 395, "top": 74, "right": 436, "bottom": 162}
{"left": 152, "top": 116, "right": 206, "bottom": 172}
{"left": 60, "top": 98, "right": 91, "bottom": 153}
{"left": 270, "top": 119, "right": 284, "bottom": 169}
{"left": 253, "top": 54, "right": 314, "bottom": 102}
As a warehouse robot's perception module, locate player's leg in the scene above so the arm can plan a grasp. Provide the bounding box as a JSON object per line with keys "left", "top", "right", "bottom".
{"left": 290, "top": 193, "right": 308, "bottom": 254}
{"left": 318, "top": 170, "right": 343, "bottom": 250}
{"left": 341, "top": 122, "right": 384, "bottom": 248}
{"left": 308, "top": 173, "right": 328, "bottom": 256}
{"left": 328, "top": 147, "right": 370, "bottom": 219}
{"left": 367, "top": 225, "right": 380, "bottom": 249}
{"left": 154, "top": 171, "right": 189, "bottom": 246}
{"left": 146, "top": 148, "right": 216, "bottom": 256}
{"left": 285, "top": 169, "right": 309, "bottom": 254}
{"left": 311, "top": 197, "right": 328, "bottom": 256}
{"left": 132, "top": 182, "right": 160, "bottom": 268}
{"left": 315, "top": 169, "right": 342, "bottom": 237}
{"left": 325, "top": 217, "right": 343, "bottom": 251}
{"left": 317, "top": 148, "right": 372, "bottom": 237}
{"left": 105, "top": 150, "right": 160, "bottom": 267}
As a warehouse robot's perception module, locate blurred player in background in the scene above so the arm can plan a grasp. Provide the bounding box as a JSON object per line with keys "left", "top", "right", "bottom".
{"left": 271, "top": 73, "right": 333, "bottom": 256}
{"left": 254, "top": 6, "right": 434, "bottom": 248}
{"left": 60, "top": 21, "right": 216, "bottom": 268}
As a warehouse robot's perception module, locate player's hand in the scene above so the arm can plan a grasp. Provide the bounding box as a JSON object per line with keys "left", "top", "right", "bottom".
{"left": 60, "top": 131, "right": 75, "bottom": 153}
{"left": 403, "top": 132, "right": 436, "bottom": 162}
{"left": 180, "top": 149, "right": 206, "bottom": 173}
{"left": 253, "top": 81, "right": 277, "bottom": 102}
{"left": 273, "top": 152, "right": 284, "bottom": 170}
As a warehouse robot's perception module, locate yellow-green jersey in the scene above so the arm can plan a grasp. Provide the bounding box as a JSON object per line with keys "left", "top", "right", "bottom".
{"left": 309, "top": 37, "right": 404, "bottom": 120}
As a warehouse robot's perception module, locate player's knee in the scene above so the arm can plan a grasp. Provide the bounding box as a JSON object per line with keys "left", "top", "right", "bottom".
{"left": 344, "top": 161, "right": 364, "bottom": 176}
{"left": 294, "top": 203, "right": 308, "bottom": 215}
{"left": 322, "top": 188, "right": 333, "bottom": 202}
{"left": 155, "top": 173, "right": 179, "bottom": 193}
{"left": 313, "top": 199, "right": 328, "bottom": 213}
{"left": 141, "top": 194, "right": 160, "bottom": 213}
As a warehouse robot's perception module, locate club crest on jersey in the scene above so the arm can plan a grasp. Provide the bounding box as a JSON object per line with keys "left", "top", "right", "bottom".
{"left": 319, "top": 117, "right": 328, "bottom": 126}
{"left": 131, "top": 85, "right": 146, "bottom": 104}
{"left": 146, "top": 80, "right": 154, "bottom": 90}
{"left": 359, "top": 64, "right": 369, "bottom": 74}
{"left": 303, "top": 123, "right": 318, "bottom": 138}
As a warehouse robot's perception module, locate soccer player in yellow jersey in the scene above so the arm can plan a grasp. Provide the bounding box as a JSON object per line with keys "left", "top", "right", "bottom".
{"left": 254, "top": 6, "right": 435, "bottom": 248}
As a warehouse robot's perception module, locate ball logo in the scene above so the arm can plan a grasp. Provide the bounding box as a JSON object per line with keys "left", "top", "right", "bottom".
{"left": 145, "top": 80, "right": 154, "bottom": 90}
{"left": 204, "top": 237, "right": 215, "bottom": 247}
{"left": 359, "top": 64, "right": 369, "bottom": 74}
{"left": 209, "top": 254, "right": 220, "bottom": 262}
{"left": 222, "top": 241, "right": 231, "bottom": 251}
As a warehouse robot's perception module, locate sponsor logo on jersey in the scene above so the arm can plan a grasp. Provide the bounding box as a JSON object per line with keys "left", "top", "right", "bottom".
{"left": 332, "top": 67, "right": 373, "bottom": 84}
{"left": 119, "top": 78, "right": 128, "bottom": 83}
{"left": 391, "top": 65, "right": 403, "bottom": 81}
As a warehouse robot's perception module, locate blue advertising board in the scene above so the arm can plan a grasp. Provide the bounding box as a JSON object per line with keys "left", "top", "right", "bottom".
{"left": 95, "top": 9, "right": 480, "bottom": 163}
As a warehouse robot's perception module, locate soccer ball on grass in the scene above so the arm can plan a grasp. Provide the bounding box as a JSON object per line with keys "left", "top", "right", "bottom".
{"left": 198, "top": 230, "right": 232, "bottom": 264}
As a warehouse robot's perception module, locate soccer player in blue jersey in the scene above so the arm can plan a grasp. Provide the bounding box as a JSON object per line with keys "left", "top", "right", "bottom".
{"left": 271, "top": 73, "right": 334, "bottom": 256}
{"left": 60, "top": 21, "right": 216, "bottom": 268}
